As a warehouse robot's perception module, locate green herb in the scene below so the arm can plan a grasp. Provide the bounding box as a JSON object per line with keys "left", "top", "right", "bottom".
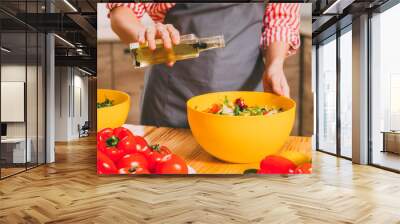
{"left": 243, "top": 169, "right": 259, "bottom": 174}
{"left": 234, "top": 105, "right": 241, "bottom": 116}
{"left": 97, "top": 98, "right": 114, "bottom": 109}
{"left": 223, "top": 96, "right": 229, "bottom": 106}
{"left": 203, "top": 96, "right": 283, "bottom": 116}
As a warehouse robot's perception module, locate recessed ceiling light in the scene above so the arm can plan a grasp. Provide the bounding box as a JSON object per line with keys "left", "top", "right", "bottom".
{"left": 63, "top": 0, "right": 78, "bottom": 12}
{"left": 54, "top": 34, "right": 75, "bottom": 48}
{"left": 322, "top": 0, "right": 354, "bottom": 15}
{"left": 1, "top": 47, "right": 11, "bottom": 53}
{"left": 77, "top": 67, "right": 93, "bottom": 76}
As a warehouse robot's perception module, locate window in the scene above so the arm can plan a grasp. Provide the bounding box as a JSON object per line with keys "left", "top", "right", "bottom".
{"left": 317, "top": 36, "right": 337, "bottom": 154}
{"left": 0, "top": 0, "right": 47, "bottom": 179}
{"left": 370, "top": 2, "right": 400, "bottom": 171}
{"left": 339, "top": 28, "right": 352, "bottom": 158}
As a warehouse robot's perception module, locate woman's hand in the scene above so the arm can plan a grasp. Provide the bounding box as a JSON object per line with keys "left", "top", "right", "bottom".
{"left": 263, "top": 42, "right": 291, "bottom": 97}
{"left": 139, "top": 23, "right": 180, "bottom": 50}
{"left": 110, "top": 6, "right": 180, "bottom": 66}
{"left": 139, "top": 23, "right": 180, "bottom": 67}
{"left": 263, "top": 60, "right": 290, "bottom": 97}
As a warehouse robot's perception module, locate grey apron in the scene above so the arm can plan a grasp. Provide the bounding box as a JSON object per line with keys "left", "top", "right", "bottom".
{"left": 141, "top": 3, "right": 265, "bottom": 128}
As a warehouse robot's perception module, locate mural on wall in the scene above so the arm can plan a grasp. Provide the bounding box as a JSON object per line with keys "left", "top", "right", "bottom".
{"left": 96, "top": 3, "right": 313, "bottom": 175}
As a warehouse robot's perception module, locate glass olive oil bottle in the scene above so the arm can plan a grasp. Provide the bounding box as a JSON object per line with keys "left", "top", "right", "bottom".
{"left": 130, "top": 34, "right": 225, "bottom": 68}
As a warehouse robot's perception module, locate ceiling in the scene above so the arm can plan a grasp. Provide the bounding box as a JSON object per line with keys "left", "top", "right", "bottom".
{"left": 311, "top": 0, "right": 392, "bottom": 43}
{"left": 0, "top": 0, "right": 97, "bottom": 74}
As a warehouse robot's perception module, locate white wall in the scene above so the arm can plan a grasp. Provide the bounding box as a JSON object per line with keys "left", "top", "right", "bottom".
{"left": 54, "top": 67, "right": 89, "bottom": 141}
{"left": 55, "top": 66, "right": 69, "bottom": 141}
{"left": 1, "top": 64, "right": 46, "bottom": 163}
{"left": 1, "top": 65, "right": 36, "bottom": 138}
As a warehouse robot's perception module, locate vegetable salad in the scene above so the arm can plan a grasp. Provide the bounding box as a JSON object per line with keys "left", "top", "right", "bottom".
{"left": 97, "top": 98, "right": 114, "bottom": 109}
{"left": 204, "top": 96, "right": 283, "bottom": 116}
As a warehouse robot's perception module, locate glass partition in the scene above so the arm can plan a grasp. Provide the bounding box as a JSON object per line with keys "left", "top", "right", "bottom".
{"left": 0, "top": 0, "right": 46, "bottom": 179}
{"left": 1, "top": 31, "right": 28, "bottom": 177}
{"left": 339, "top": 28, "right": 352, "bottom": 158}
{"left": 317, "top": 36, "right": 337, "bottom": 154}
{"left": 38, "top": 32, "right": 46, "bottom": 165}
{"left": 27, "top": 31, "right": 38, "bottom": 169}
{"left": 370, "top": 3, "right": 400, "bottom": 171}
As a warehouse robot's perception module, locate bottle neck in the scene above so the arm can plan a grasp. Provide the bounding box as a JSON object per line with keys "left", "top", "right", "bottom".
{"left": 194, "top": 35, "right": 225, "bottom": 52}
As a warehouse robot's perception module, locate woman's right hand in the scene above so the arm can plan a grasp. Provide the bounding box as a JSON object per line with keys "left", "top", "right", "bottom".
{"left": 138, "top": 23, "right": 180, "bottom": 50}
{"left": 110, "top": 6, "right": 181, "bottom": 66}
{"left": 137, "top": 23, "right": 181, "bottom": 67}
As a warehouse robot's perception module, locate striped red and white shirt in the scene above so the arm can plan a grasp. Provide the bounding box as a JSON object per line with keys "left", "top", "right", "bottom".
{"left": 107, "top": 3, "right": 300, "bottom": 55}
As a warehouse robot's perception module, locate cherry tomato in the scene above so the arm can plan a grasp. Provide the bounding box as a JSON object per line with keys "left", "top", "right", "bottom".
{"left": 116, "top": 135, "right": 137, "bottom": 155}
{"left": 97, "top": 151, "right": 117, "bottom": 174}
{"left": 117, "top": 153, "right": 148, "bottom": 170}
{"left": 113, "top": 127, "right": 135, "bottom": 140}
{"left": 97, "top": 141, "right": 125, "bottom": 163}
{"left": 154, "top": 154, "right": 188, "bottom": 174}
{"left": 294, "top": 163, "right": 312, "bottom": 174}
{"left": 97, "top": 127, "right": 138, "bottom": 162}
{"left": 209, "top": 104, "right": 221, "bottom": 114}
{"left": 97, "top": 128, "right": 114, "bottom": 143}
{"left": 234, "top": 98, "right": 247, "bottom": 110}
{"left": 146, "top": 144, "right": 172, "bottom": 172}
{"left": 258, "top": 155, "right": 296, "bottom": 174}
{"left": 134, "top": 136, "right": 150, "bottom": 155}
{"left": 118, "top": 167, "right": 150, "bottom": 175}
{"left": 97, "top": 141, "right": 107, "bottom": 152}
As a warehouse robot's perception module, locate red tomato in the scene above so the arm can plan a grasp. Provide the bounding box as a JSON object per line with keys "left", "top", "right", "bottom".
{"left": 117, "top": 153, "right": 148, "bottom": 170}
{"left": 146, "top": 144, "right": 172, "bottom": 172}
{"left": 118, "top": 167, "right": 150, "bottom": 174}
{"left": 258, "top": 155, "right": 296, "bottom": 174}
{"left": 209, "top": 104, "right": 221, "bottom": 114}
{"left": 97, "top": 151, "right": 117, "bottom": 174}
{"left": 113, "top": 127, "right": 135, "bottom": 140}
{"left": 116, "top": 135, "right": 137, "bottom": 155}
{"left": 97, "top": 127, "right": 138, "bottom": 162}
{"left": 234, "top": 98, "right": 247, "bottom": 110}
{"left": 97, "top": 141, "right": 107, "bottom": 152}
{"left": 154, "top": 154, "right": 188, "bottom": 174}
{"left": 294, "top": 163, "right": 312, "bottom": 174}
{"left": 134, "top": 136, "right": 150, "bottom": 155}
{"left": 97, "top": 141, "right": 125, "bottom": 163}
{"left": 97, "top": 128, "right": 114, "bottom": 143}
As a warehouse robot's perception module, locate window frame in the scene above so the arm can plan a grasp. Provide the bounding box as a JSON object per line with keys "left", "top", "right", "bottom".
{"left": 367, "top": 1, "right": 400, "bottom": 173}
{"left": 315, "top": 23, "right": 353, "bottom": 161}
{"left": 0, "top": 1, "right": 48, "bottom": 180}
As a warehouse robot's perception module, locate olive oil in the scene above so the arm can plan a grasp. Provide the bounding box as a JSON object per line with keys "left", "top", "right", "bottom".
{"left": 130, "top": 34, "right": 225, "bottom": 68}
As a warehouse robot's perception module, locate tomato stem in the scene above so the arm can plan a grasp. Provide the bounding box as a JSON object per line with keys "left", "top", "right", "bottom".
{"left": 150, "top": 144, "right": 161, "bottom": 152}
{"left": 128, "top": 166, "right": 137, "bottom": 173}
{"left": 106, "top": 136, "right": 119, "bottom": 147}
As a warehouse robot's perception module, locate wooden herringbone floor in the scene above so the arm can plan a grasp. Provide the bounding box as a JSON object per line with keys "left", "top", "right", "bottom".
{"left": 1, "top": 136, "right": 400, "bottom": 224}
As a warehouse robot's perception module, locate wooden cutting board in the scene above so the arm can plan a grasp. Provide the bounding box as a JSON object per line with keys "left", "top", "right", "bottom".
{"left": 124, "top": 125, "right": 312, "bottom": 174}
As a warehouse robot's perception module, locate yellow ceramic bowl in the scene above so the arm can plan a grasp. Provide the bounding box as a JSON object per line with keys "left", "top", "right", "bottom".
{"left": 187, "top": 91, "right": 296, "bottom": 163}
{"left": 97, "top": 89, "right": 130, "bottom": 131}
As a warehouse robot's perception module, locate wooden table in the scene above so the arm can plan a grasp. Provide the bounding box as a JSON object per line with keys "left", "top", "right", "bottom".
{"left": 124, "top": 124, "right": 312, "bottom": 174}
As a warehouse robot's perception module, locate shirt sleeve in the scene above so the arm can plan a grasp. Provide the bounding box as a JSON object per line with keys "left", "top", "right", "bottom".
{"left": 143, "top": 3, "right": 175, "bottom": 23}
{"left": 262, "top": 3, "right": 301, "bottom": 56}
{"left": 106, "top": 3, "right": 146, "bottom": 19}
{"left": 106, "top": 3, "right": 174, "bottom": 23}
